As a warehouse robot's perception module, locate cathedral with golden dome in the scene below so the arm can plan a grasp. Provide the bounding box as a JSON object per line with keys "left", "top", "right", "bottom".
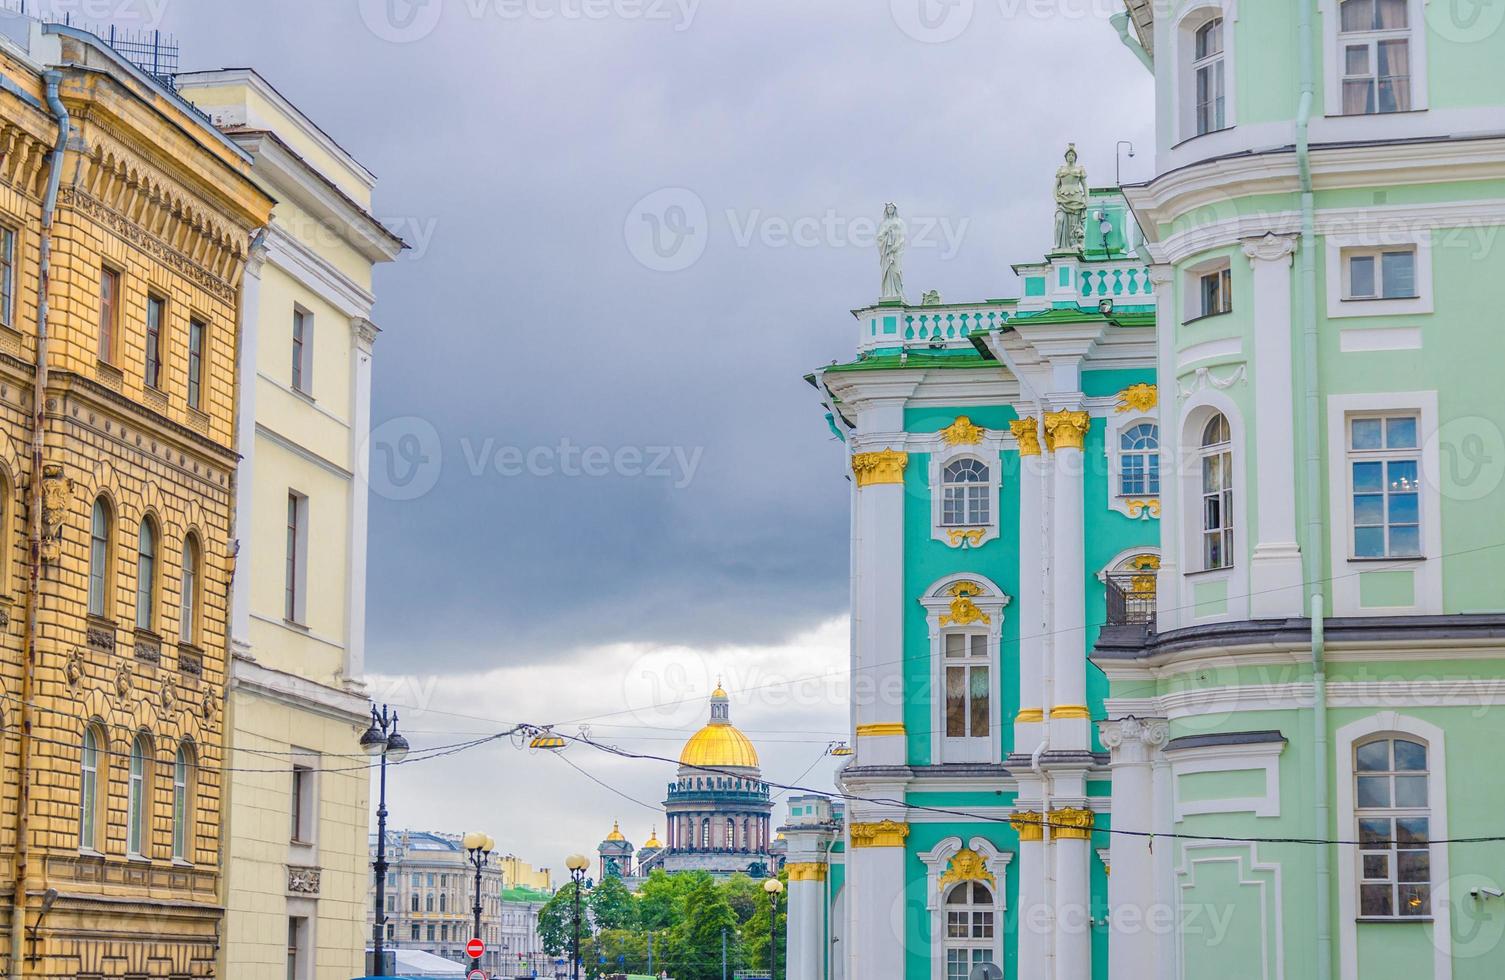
{"left": 596, "top": 684, "right": 777, "bottom": 880}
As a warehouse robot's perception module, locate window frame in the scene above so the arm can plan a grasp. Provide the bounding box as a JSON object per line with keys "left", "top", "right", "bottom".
{"left": 180, "top": 533, "right": 201, "bottom": 646}
{"left": 1346, "top": 413, "right": 1421, "bottom": 560}
{"left": 1326, "top": 233, "right": 1432, "bottom": 319}
{"left": 291, "top": 307, "right": 314, "bottom": 395}
{"left": 98, "top": 265, "right": 120, "bottom": 365}
{"left": 0, "top": 225, "right": 15, "bottom": 329}
{"left": 1192, "top": 17, "right": 1227, "bottom": 136}
{"left": 1118, "top": 422, "right": 1161, "bottom": 499}
{"left": 172, "top": 741, "right": 194, "bottom": 863}
{"left": 1182, "top": 256, "right": 1234, "bottom": 324}
{"left": 928, "top": 428, "right": 1004, "bottom": 549}
{"left": 943, "top": 881, "right": 998, "bottom": 980}
{"left": 1198, "top": 413, "right": 1235, "bottom": 572}
{"left": 940, "top": 630, "right": 992, "bottom": 763}
{"left": 285, "top": 491, "right": 309, "bottom": 625}
{"left": 127, "top": 731, "right": 151, "bottom": 858}
{"left": 939, "top": 457, "right": 991, "bottom": 528}
{"left": 921, "top": 576, "right": 1007, "bottom": 767}
{"left": 1353, "top": 734, "right": 1431, "bottom": 919}
{"left": 1322, "top": 0, "right": 1428, "bottom": 117}
{"left": 1175, "top": 4, "right": 1238, "bottom": 144}
{"left": 79, "top": 721, "right": 106, "bottom": 853}
{"left": 290, "top": 758, "right": 317, "bottom": 845}
{"left": 1337, "top": 0, "right": 1413, "bottom": 116}
{"left": 145, "top": 294, "right": 166, "bottom": 390}
{"left": 187, "top": 316, "right": 207, "bottom": 412}
{"left": 135, "top": 516, "right": 158, "bottom": 632}
{"left": 88, "top": 496, "right": 113, "bottom": 620}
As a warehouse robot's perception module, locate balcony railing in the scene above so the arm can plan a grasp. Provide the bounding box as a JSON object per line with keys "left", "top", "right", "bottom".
{"left": 1104, "top": 570, "right": 1156, "bottom": 627}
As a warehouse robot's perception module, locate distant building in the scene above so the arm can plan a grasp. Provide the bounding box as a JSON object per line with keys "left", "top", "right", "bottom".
{"left": 599, "top": 685, "right": 779, "bottom": 881}
{"left": 368, "top": 830, "right": 553, "bottom": 977}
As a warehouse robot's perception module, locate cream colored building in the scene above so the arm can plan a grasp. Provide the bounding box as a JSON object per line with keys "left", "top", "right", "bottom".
{"left": 176, "top": 70, "right": 404, "bottom": 980}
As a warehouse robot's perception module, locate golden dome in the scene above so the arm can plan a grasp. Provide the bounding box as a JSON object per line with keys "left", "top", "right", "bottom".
{"left": 680, "top": 723, "right": 760, "bottom": 769}
{"left": 605, "top": 820, "right": 626, "bottom": 842}
{"left": 643, "top": 827, "right": 664, "bottom": 850}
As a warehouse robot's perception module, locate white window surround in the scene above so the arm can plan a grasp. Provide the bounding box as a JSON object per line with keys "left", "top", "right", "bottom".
{"left": 1325, "top": 391, "right": 1441, "bottom": 616}
{"left": 1174, "top": 2, "right": 1239, "bottom": 146}
{"left": 1104, "top": 411, "right": 1162, "bottom": 519}
{"left": 1167, "top": 738, "right": 1284, "bottom": 821}
{"left": 920, "top": 574, "right": 1009, "bottom": 767}
{"left": 1335, "top": 712, "right": 1450, "bottom": 980}
{"left": 926, "top": 429, "right": 1005, "bottom": 549}
{"left": 917, "top": 837, "right": 1012, "bottom": 980}
{"left": 1320, "top": 0, "right": 1429, "bottom": 118}
{"left": 1181, "top": 254, "right": 1235, "bottom": 325}
{"left": 1177, "top": 391, "right": 1250, "bottom": 624}
{"left": 1326, "top": 230, "right": 1432, "bottom": 319}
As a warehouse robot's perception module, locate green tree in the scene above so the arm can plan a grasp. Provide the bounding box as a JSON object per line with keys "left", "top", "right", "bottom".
{"left": 721, "top": 873, "right": 762, "bottom": 924}
{"left": 637, "top": 868, "right": 707, "bottom": 931}
{"left": 589, "top": 873, "right": 639, "bottom": 932}
{"left": 741, "top": 871, "right": 788, "bottom": 973}
{"left": 670, "top": 875, "right": 741, "bottom": 980}
{"left": 538, "top": 880, "right": 592, "bottom": 958}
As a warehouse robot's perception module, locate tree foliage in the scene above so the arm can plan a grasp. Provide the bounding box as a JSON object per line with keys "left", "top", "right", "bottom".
{"left": 538, "top": 879, "right": 591, "bottom": 958}
{"left": 589, "top": 873, "right": 639, "bottom": 932}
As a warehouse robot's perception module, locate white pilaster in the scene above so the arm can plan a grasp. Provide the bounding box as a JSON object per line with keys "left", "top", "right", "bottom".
{"left": 1010, "top": 808, "right": 1050, "bottom": 979}
{"left": 1149, "top": 264, "right": 1180, "bottom": 631}
{"left": 345, "top": 317, "right": 378, "bottom": 688}
{"left": 783, "top": 824, "right": 835, "bottom": 980}
{"left": 1011, "top": 415, "right": 1047, "bottom": 752}
{"left": 843, "top": 803, "right": 908, "bottom": 980}
{"left": 1046, "top": 407, "right": 1091, "bottom": 752}
{"left": 1054, "top": 831, "right": 1094, "bottom": 980}
{"left": 229, "top": 239, "right": 267, "bottom": 660}
{"left": 1242, "top": 234, "right": 1304, "bottom": 618}
{"left": 1099, "top": 716, "right": 1169, "bottom": 980}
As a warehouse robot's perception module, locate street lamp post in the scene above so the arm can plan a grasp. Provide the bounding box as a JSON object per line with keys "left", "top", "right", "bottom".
{"left": 463, "top": 832, "right": 496, "bottom": 974}
{"left": 359, "top": 704, "right": 410, "bottom": 978}
{"left": 763, "top": 878, "right": 784, "bottom": 980}
{"left": 565, "top": 854, "right": 590, "bottom": 980}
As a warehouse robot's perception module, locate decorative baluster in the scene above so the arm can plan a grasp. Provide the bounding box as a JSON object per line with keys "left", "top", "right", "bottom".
{"left": 1113, "top": 269, "right": 1124, "bottom": 295}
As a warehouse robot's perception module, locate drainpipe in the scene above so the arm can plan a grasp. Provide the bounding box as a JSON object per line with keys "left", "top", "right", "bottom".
{"left": 13, "top": 70, "right": 68, "bottom": 980}
{"left": 1108, "top": 11, "right": 1154, "bottom": 73}
{"left": 1295, "top": 4, "right": 1332, "bottom": 978}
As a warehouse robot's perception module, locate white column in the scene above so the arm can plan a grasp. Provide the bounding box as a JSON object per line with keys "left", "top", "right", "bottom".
{"left": 1148, "top": 264, "right": 1180, "bottom": 631}
{"left": 851, "top": 444, "right": 908, "bottom": 766}
{"left": 229, "top": 239, "right": 267, "bottom": 660}
{"left": 1053, "top": 823, "right": 1094, "bottom": 980}
{"left": 1099, "top": 717, "right": 1169, "bottom": 980}
{"left": 1011, "top": 808, "right": 1049, "bottom": 979}
{"left": 1010, "top": 416, "right": 1047, "bottom": 752}
{"left": 1045, "top": 408, "right": 1092, "bottom": 752}
{"left": 1243, "top": 234, "right": 1304, "bottom": 618}
{"left": 843, "top": 816, "right": 907, "bottom": 980}
{"left": 784, "top": 828, "right": 835, "bottom": 980}
{"left": 346, "top": 317, "right": 378, "bottom": 685}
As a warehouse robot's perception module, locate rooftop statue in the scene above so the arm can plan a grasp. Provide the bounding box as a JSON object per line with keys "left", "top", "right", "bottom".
{"left": 879, "top": 202, "right": 907, "bottom": 302}
{"left": 1052, "top": 144, "right": 1088, "bottom": 253}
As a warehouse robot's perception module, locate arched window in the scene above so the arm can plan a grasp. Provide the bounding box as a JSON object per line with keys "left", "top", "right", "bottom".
{"left": 426, "top": 893, "right": 434, "bottom": 912}
{"left": 80, "top": 722, "right": 105, "bottom": 851}
{"left": 1192, "top": 17, "right": 1225, "bottom": 134}
{"left": 135, "top": 518, "right": 157, "bottom": 631}
{"left": 944, "top": 881, "right": 996, "bottom": 980}
{"left": 439, "top": 893, "right": 447, "bottom": 912}
{"left": 1355, "top": 735, "right": 1430, "bottom": 917}
{"left": 128, "top": 732, "right": 151, "bottom": 856}
{"left": 172, "top": 741, "right": 194, "bottom": 861}
{"left": 941, "top": 459, "right": 990, "bottom": 526}
{"left": 1339, "top": 0, "right": 1411, "bottom": 114}
{"left": 1199, "top": 413, "right": 1234, "bottom": 570}
{"left": 180, "top": 534, "right": 200, "bottom": 644}
{"left": 1119, "top": 423, "right": 1160, "bottom": 497}
{"left": 725, "top": 818, "right": 735, "bottom": 851}
{"left": 88, "top": 497, "right": 111, "bottom": 618}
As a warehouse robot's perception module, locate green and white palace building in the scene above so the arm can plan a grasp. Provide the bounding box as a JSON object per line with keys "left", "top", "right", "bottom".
{"left": 783, "top": 2, "right": 1505, "bottom": 978}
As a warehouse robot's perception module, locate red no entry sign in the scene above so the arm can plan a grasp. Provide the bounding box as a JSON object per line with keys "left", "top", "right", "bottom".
{"left": 466, "top": 971, "right": 487, "bottom": 980}
{"left": 466, "top": 937, "right": 485, "bottom": 959}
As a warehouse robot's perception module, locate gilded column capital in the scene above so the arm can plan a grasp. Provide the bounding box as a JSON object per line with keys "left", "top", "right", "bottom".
{"left": 786, "top": 862, "right": 828, "bottom": 882}
{"left": 1009, "top": 810, "right": 1043, "bottom": 842}
{"left": 849, "top": 819, "right": 910, "bottom": 848}
{"left": 1008, "top": 418, "right": 1042, "bottom": 457}
{"left": 1049, "top": 807, "right": 1097, "bottom": 840}
{"left": 1043, "top": 410, "right": 1091, "bottom": 452}
{"left": 851, "top": 449, "right": 909, "bottom": 488}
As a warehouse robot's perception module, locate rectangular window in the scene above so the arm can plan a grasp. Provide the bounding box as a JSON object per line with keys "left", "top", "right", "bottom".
{"left": 1356, "top": 736, "right": 1431, "bottom": 917}
{"left": 0, "top": 226, "right": 14, "bottom": 327}
{"left": 1340, "top": 0, "right": 1412, "bottom": 115}
{"left": 291, "top": 309, "right": 313, "bottom": 393}
{"left": 943, "top": 633, "right": 990, "bottom": 744}
{"left": 80, "top": 729, "right": 99, "bottom": 851}
{"left": 287, "top": 917, "right": 307, "bottom": 980}
{"left": 1193, "top": 18, "right": 1226, "bottom": 135}
{"left": 99, "top": 267, "right": 120, "bottom": 364}
{"left": 188, "top": 318, "right": 206, "bottom": 410}
{"left": 1349, "top": 415, "right": 1421, "bottom": 558}
{"left": 285, "top": 492, "right": 308, "bottom": 623}
{"left": 1199, "top": 267, "right": 1232, "bottom": 317}
{"left": 290, "top": 763, "right": 313, "bottom": 842}
{"left": 1345, "top": 248, "right": 1416, "bottom": 300}
{"left": 1201, "top": 429, "right": 1234, "bottom": 570}
{"left": 145, "top": 295, "right": 165, "bottom": 389}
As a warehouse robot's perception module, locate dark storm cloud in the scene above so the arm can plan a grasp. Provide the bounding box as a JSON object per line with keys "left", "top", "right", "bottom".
{"left": 159, "top": 1, "right": 1153, "bottom": 674}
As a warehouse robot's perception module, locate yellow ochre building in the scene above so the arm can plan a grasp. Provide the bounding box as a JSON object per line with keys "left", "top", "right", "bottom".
{"left": 0, "top": 17, "right": 271, "bottom": 979}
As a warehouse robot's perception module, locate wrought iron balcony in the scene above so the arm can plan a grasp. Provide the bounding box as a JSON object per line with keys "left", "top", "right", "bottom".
{"left": 1104, "top": 569, "right": 1156, "bottom": 628}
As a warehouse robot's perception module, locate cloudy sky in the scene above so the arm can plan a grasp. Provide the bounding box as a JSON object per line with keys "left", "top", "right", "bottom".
{"left": 147, "top": 0, "right": 1153, "bottom": 874}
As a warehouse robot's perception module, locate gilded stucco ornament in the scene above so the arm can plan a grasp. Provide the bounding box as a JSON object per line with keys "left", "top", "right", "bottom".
{"left": 945, "top": 528, "right": 986, "bottom": 549}
{"left": 787, "top": 862, "right": 828, "bottom": 882}
{"left": 851, "top": 449, "right": 908, "bottom": 488}
{"left": 1009, "top": 811, "right": 1043, "bottom": 842}
{"left": 941, "top": 416, "right": 985, "bottom": 446}
{"left": 1115, "top": 383, "right": 1158, "bottom": 413}
{"left": 64, "top": 649, "right": 83, "bottom": 688}
{"left": 1044, "top": 410, "right": 1091, "bottom": 451}
{"left": 1050, "top": 807, "right": 1096, "bottom": 840}
{"left": 40, "top": 463, "right": 74, "bottom": 563}
{"left": 939, "top": 581, "right": 991, "bottom": 627}
{"left": 1124, "top": 498, "right": 1161, "bottom": 520}
{"left": 938, "top": 848, "right": 996, "bottom": 890}
{"left": 1009, "top": 418, "right": 1042, "bottom": 457}
{"left": 850, "top": 820, "right": 910, "bottom": 848}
